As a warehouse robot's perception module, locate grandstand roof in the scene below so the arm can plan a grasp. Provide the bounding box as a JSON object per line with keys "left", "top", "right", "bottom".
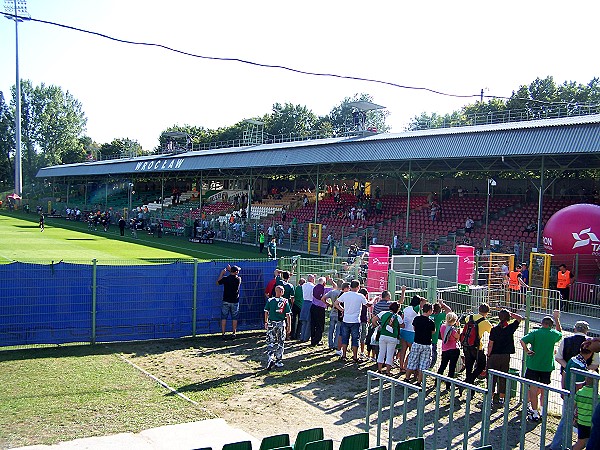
{"left": 36, "top": 114, "right": 600, "bottom": 179}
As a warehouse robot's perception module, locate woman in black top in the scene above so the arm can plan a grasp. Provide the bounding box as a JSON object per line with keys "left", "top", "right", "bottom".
{"left": 487, "top": 309, "right": 523, "bottom": 404}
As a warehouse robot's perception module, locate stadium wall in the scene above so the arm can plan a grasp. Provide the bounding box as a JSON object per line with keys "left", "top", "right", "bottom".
{"left": 0, "top": 260, "right": 277, "bottom": 347}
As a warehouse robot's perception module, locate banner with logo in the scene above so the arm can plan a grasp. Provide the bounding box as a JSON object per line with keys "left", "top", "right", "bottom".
{"left": 456, "top": 245, "right": 475, "bottom": 285}
{"left": 366, "top": 245, "right": 390, "bottom": 293}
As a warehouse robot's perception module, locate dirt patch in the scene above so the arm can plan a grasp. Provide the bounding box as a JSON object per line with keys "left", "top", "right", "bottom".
{"left": 113, "top": 332, "right": 559, "bottom": 449}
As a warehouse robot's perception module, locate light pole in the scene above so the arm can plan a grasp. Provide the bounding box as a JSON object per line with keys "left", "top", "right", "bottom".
{"left": 128, "top": 183, "right": 134, "bottom": 219}
{"left": 3, "top": 0, "right": 30, "bottom": 196}
{"left": 484, "top": 178, "right": 497, "bottom": 250}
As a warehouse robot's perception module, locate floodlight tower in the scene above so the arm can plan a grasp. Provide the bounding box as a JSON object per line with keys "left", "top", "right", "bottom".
{"left": 3, "top": 0, "right": 30, "bottom": 196}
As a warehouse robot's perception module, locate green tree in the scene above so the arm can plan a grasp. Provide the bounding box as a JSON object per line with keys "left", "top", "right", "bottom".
{"left": 263, "top": 102, "right": 318, "bottom": 137}
{"left": 100, "top": 138, "right": 142, "bottom": 159}
{"left": 7, "top": 80, "right": 87, "bottom": 183}
{"left": 33, "top": 83, "right": 87, "bottom": 167}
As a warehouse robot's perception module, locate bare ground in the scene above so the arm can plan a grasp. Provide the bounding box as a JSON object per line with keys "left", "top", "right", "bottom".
{"left": 113, "top": 331, "right": 561, "bottom": 450}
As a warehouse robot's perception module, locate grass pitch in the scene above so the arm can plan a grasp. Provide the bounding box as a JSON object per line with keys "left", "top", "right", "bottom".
{"left": 0, "top": 211, "right": 289, "bottom": 263}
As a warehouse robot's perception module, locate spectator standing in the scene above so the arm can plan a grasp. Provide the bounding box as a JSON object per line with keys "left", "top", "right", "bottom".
{"left": 292, "top": 278, "right": 305, "bottom": 340}
{"left": 405, "top": 302, "right": 436, "bottom": 387}
{"left": 398, "top": 295, "right": 426, "bottom": 373}
{"left": 216, "top": 265, "right": 242, "bottom": 339}
{"left": 579, "top": 337, "right": 600, "bottom": 449}
{"left": 487, "top": 309, "right": 523, "bottom": 405}
{"left": 324, "top": 280, "right": 348, "bottom": 354}
{"left": 369, "top": 288, "right": 404, "bottom": 361}
{"left": 299, "top": 274, "right": 315, "bottom": 342}
{"left": 373, "top": 302, "right": 403, "bottom": 375}
{"left": 549, "top": 343, "right": 595, "bottom": 450}
{"left": 573, "top": 376, "right": 596, "bottom": 450}
{"left": 264, "top": 285, "right": 291, "bottom": 370}
{"left": 310, "top": 277, "right": 329, "bottom": 346}
{"left": 437, "top": 312, "right": 461, "bottom": 390}
{"left": 336, "top": 280, "right": 368, "bottom": 363}
{"left": 463, "top": 303, "right": 493, "bottom": 387}
{"left": 465, "top": 217, "right": 474, "bottom": 235}
{"left": 520, "top": 262, "right": 529, "bottom": 285}
{"left": 267, "top": 238, "right": 277, "bottom": 260}
{"left": 431, "top": 299, "right": 452, "bottom": 368}
{"left": 555, "top": 321, "right": 599, "bottom": 390}
{"left": 520, "top": 310, "right": 562, "bottom": 421}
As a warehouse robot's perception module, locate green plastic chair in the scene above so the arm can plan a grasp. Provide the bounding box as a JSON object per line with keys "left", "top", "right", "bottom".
{"left": 394, "top": 438, "right": 424, "bottom": 450}
{"left": 339, "top": 432, "right": 369, "bottom": 450}
{"left": 259, "top": 434, "right": 290, "bottom": 450}
{"left": 223, "top": 441, "right": 252, "bottom": 450}
{"left": 367, "top": 446, "right": 386, "bottom": 450}
{"left": 304, "top": 440, "right": 334, "bottom": 450}
{"left": 294, "top": 428, "right": 324, "bottom": 450}
{"left": 473, "top": 446, "right": 492, "bottom": 450}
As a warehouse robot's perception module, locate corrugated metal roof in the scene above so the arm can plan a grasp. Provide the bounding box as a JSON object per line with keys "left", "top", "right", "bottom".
{"left": 36, "top": 115, "right": 600, "bottom": 178}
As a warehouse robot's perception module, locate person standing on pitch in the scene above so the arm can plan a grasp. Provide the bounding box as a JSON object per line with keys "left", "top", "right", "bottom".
{"left": 118, "top": 216, "right": 126, "bottom": 236}
{"left": 216, "top": 265, "right": 242, "bottom": 340}
{"left": 39, "top": 214, "right": 45, "bottom": 232}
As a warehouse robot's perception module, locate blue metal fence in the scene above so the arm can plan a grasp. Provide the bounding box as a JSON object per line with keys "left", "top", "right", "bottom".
{"left": 0, "top": 259, "right": 277, "bottom": 347}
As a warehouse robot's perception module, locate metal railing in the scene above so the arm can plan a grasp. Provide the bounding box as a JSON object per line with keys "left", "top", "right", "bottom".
{"left": 411, "top": 104, "right": 600, "bottom": 131}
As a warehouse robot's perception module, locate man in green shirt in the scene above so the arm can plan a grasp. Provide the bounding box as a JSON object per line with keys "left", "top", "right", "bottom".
{"left": 520, "top": 310, "right": 562, "bottom": 421}
{"left": 264, "top": 285, "right": 291, "bottom": 370}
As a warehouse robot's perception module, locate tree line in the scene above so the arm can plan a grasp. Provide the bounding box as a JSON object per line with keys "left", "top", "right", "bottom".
{"left": 409, "top": 76, "right": 600, "bottom": 130}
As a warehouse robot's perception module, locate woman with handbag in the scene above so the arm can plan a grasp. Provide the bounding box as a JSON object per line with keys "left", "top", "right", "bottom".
{"left": 372, "top": 302, "right": 403, "bottom": 375}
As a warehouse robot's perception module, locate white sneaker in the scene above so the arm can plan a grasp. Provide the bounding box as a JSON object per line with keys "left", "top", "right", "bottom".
{"left": 274, "top": 361, "right": 284, "bottom": 368}
{"left": 335, "top": 350, "right": 343, "bottom": 356}
{"left": 532, "top": 410, "right": 541, "bottom": 421}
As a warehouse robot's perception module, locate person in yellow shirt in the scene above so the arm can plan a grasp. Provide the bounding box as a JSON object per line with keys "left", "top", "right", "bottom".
{"left": 462, "top": 303, "right": 493, "bottom": 386}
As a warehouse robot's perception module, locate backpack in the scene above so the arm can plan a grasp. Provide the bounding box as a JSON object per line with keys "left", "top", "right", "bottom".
{"left": 460, "top": 315, "right": 485, "bottom": 348}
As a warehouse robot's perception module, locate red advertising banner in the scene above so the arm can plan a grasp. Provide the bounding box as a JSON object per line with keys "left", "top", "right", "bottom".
{"left": 366, "top": 245, "right": 390, "bottom": 293}
{"left": 456, "top": 245, "right": 475, "bottom": 285}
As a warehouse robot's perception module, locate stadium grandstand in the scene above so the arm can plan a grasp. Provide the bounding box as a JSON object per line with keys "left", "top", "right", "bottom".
{"left": 34, "top": 114, "right": 600, "bottom": 258}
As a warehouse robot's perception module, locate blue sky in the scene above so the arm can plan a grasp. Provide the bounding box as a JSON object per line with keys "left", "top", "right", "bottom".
{"left": 1, "top": 0, "right": 599, "bottom": 150}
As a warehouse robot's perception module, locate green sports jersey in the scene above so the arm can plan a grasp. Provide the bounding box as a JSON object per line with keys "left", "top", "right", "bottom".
{"left": 522, "top": 327, "right": 562, "bottom": 372}
{"left": 431, "top": 312, "right": 447, "bottom": 344}
{"left": 275, "top": 277, "right": 295, "bottom": 300}
{"left": 294, "top": 285, "right": 304, "bottom": 309}
{"left": 264, "top": 297, "right": 291, "bottom": 322}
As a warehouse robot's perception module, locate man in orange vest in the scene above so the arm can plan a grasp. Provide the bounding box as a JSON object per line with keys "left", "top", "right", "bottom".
{"left": 505, "top": 264, "right": 527, "bottom": 309}
{"left": 557, "top": 264, "right": 574, "bottom": 312}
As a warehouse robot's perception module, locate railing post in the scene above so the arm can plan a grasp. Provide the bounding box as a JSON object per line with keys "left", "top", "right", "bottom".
{"left": 192, "top": 258, "right": 198, "bottom": 337}
{"left": 91, "top": 258, "right": 97, "bottom": 345}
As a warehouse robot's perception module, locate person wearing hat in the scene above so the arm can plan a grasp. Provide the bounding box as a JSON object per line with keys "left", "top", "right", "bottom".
{"left": 217, "top": 264, "right": 242, "bottom": 339}
{"left": 555, "top": 320, "right": 599, "bottom": 390}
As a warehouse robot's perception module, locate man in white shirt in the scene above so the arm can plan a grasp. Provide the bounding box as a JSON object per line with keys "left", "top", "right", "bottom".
{"left": 299, "top": 274, "right": 315, "bottom": 342}
{"left": 335, "top": 279, "right": 368, "bottom": 362}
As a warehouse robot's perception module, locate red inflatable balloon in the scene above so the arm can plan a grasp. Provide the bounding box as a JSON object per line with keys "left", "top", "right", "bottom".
{"left": 543, "top": 204, "right": 600, "bottom": 256}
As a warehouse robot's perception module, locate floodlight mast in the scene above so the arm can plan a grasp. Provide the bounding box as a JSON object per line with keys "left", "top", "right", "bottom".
{"left": 3, "top": 0, "right": 30, "bottom": 197}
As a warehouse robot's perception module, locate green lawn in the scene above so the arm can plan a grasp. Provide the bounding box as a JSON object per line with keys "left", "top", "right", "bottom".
{"left": 0, "top": 345, "right": 209, "bottom": 448}
{"left": 0, "top": 211, "right": 292, "bottom": 263}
